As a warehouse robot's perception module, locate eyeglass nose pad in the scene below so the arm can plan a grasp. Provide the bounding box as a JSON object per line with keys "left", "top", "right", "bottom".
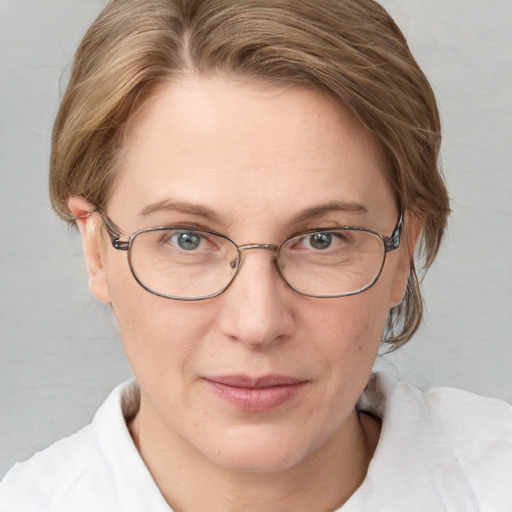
{"left": 229, "top": 253, "right": 241, "bottom": 269}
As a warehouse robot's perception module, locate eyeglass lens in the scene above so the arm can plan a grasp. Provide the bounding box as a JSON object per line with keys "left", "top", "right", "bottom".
{"left": 127, "top": 227, "right": 386, "bottom": 299}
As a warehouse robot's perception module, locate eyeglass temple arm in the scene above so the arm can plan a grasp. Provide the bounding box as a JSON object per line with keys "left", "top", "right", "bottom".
{"left": 383, "top": 211, "right": 404, "bottom": 252}
{"left": 96, "top": 210, "right": 130, "bottom": 251}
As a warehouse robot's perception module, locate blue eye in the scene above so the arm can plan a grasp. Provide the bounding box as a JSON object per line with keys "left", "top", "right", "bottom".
{"left": 173, "top": 232, "right": 202, "bottom": 250}
{"left": 308, "top": 232, "right": 333, "bottom": 250}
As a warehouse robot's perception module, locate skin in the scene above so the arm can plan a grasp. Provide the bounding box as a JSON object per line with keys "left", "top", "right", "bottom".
{"left": 70, "top": 75, "right": 419, "bottom": 512}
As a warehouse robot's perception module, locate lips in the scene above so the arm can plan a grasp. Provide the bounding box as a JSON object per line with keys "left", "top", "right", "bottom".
{"left": 203, "top": 375, "right": 308, "bottom": 412}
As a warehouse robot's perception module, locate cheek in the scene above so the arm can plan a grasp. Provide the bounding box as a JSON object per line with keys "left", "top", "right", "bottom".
{"left": 312, "top": 290, "right": 389, "bottom": 350}
{"left": 305, "top": 287, "right": 390, "bottom": 387}
{"left": 104, "top": 255, "right": 213, "bottom": 383}
{"left": 281, "top": 295, "right": 387, "bottom": 454}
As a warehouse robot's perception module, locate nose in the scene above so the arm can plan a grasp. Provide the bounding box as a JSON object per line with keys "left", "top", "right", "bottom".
{"left": 217, "top": 247, "right": 296, "bottom": 348}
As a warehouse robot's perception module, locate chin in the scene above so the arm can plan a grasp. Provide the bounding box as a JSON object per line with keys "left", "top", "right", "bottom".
{"left": 215, "top": 449, "right": 306, "bottom": 474}
{"left": 202, "top": 425, "right": 317, "bottom": 474}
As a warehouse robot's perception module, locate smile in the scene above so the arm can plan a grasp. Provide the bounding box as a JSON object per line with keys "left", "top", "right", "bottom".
{"left": 203, "top": 375, "right": 308, "bottom": 412}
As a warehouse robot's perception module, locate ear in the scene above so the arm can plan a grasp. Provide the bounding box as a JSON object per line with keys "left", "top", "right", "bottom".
{"left": 68, "top": 196, "right": 111, "bottom": 303}
{"left": 389, "top": 210, "right": 423, "bottom": 308}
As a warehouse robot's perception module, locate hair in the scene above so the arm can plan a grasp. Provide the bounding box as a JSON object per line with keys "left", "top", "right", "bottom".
{"left": 49, "top": 0, "right": 450, "bottom": 347}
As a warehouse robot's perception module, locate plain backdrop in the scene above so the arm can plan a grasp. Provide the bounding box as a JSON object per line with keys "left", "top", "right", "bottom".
{"left": 1, "top": 0, "right": 511, "bottom": 477}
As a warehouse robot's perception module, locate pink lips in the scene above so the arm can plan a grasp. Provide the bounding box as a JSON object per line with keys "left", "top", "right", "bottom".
{"left": 204, "top": 375, "right": 307, "bottom": 412}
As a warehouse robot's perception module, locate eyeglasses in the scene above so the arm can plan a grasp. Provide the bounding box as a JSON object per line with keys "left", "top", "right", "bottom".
{"left": 97, "top": 211, "right": 403, "bottom": 301}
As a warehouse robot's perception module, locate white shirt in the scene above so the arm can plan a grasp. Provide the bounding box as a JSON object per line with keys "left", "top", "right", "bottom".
{"left": 1, "top": 373, "right": 511, "bottom": 511}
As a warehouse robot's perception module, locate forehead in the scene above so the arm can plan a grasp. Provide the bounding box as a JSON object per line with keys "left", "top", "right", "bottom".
{"left": 111, "top": 75, "right": 395, "bottom": 231}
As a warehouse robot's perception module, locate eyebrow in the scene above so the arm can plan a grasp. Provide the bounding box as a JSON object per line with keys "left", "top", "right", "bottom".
{"left": 139, "top": 200, "right": 223, "bottom": 224}
{"left": 292, "top": 201, "right": 369, "bottom": 224}
{"left": 139, "top": 199, "right": 368, "bottom": 225}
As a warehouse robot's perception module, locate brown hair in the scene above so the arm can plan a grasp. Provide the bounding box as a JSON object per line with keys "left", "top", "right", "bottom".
{"left": 49, "top": 0, "right": 450, "bottom": 347}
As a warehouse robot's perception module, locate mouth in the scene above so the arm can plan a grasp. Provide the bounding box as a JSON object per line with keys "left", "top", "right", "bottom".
{"left": 203, "top": 375, "right": 308, "bottom": 412}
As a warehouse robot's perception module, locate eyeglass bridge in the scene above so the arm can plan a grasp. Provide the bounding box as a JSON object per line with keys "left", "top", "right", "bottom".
{"left": 229, "top": 243, "right": 279, "bottom": 269}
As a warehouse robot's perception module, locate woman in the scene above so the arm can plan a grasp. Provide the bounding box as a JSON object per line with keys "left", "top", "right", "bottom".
{"left": 1, "top": 0, "right": 511, "bottom": 510}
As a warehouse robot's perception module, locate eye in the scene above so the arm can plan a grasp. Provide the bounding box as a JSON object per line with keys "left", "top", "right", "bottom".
{"left": 308, "top": 232, "right": 333, "bottom": 250}
{"left": 168, "top": 231, "right": 204, "bottom": 251}
{"left": 287, "top": 230, "right": 351, "bottom": 254}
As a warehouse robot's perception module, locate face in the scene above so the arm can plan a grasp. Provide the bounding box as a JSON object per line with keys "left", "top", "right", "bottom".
{"left": 72, "top": 76, "right": 411, "bottom": 474}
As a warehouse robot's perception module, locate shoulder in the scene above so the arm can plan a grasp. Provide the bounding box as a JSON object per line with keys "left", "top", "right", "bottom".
{"left": 0, "top": 423, "right": 94, "bottom": 509}
{"left": 416, "top": 378, "right": 512, "bottom": 499}
{"left": 421, "top": 379, "right": 512, "bottom": 439}
{"left": 352, "top": 373, "right": 512, "bottom": 510}
{"left": 0, "top": 381, "right": 166, "bottom": 511}
{"left": 379, "top": 372, "right": 512, "bottom": 449}
{"left": 361, "top": 371, "right": 512, "bottom": 435}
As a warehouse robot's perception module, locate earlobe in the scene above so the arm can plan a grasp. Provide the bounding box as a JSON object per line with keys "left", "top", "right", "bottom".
{"left": 68, "top": 196, "right": 111, "bottom": 304}
{"left": 389, "top": 210, "right": 423, "bottom": 307}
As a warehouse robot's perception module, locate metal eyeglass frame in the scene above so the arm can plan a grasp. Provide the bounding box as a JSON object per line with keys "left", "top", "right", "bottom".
{"left": 95, "top": 209, "right": 403, "bottom": 301}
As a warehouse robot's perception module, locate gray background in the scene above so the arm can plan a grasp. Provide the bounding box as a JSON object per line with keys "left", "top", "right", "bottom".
{"left": 1, "top": 0, "right": 511, "bottom": 477}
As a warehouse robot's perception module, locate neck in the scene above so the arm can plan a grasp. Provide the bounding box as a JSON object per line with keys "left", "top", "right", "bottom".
{"left": 129, "top": 402, "right": 380, "bottom": 512}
